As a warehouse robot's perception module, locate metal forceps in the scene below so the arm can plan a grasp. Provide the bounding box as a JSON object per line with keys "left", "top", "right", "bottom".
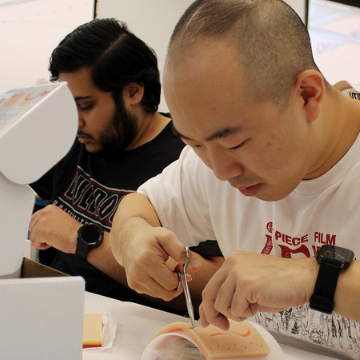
{"left": 177, "top": 246, "right": 196, "bottom": 328}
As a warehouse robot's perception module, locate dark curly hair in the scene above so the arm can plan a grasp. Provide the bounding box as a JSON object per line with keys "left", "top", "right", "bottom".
{"left": 49, "top": 18, "right": 161, "bottom": 113}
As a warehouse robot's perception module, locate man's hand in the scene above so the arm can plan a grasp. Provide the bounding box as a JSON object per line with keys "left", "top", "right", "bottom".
{"left": 199, "top": 251, "right": 318, "bottom": 330}
{"left": 110, "top": 217, "right": 201, "bottom": 302}
{"left": 29, "top": 204, "right": 81, "bottom": 254}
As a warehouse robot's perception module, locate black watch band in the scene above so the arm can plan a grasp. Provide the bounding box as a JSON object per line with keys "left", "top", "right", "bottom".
{"left": 310, "top": 245, "right": 354, "bottom": 314}
{"left": 75, "top": 223, "right": 104, "bottom": 261}
{"left": 310, "top": 262, "right": 340, "bottom": 314}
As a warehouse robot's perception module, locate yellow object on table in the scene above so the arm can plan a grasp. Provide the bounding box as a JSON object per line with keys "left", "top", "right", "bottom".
{"left": 83, "top": 314, "right": 103, "bottom": 348}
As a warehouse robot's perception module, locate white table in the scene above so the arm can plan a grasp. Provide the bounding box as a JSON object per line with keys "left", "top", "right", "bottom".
{"left": 82, "top": 292, "right": 339, "bottom": 360}
{"left": 83, "top": 291, "right": 183, "bottom": 359}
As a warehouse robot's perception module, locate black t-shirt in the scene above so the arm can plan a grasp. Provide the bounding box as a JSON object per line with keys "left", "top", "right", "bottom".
{"left": 31, "top": 119, "right": 222, "bottom": 314}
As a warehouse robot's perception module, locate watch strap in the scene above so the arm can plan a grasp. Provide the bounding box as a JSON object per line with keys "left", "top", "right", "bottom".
{"left": 75, "top": 239, "right": 92, "bottom": 261}
{"left": 310, "top": 262, "right": 340, "bottom": 314}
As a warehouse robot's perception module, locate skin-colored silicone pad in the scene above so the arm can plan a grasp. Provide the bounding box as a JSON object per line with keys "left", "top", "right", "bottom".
{"left": 153, "top": 320, "right": 270, "bottom": 359}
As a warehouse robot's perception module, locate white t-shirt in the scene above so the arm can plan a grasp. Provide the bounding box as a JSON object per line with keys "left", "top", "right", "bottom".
{"left": 138, "top": 89, "right": 360, "bottom": 359}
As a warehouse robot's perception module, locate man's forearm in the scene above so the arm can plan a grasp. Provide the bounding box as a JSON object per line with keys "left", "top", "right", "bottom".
{"left": 81, "top": 192, "right": 160, "bottom": 285}
{"left": 334, "top": 259, "right": 360, "bottom": 322}
{"left": 86, "top": 231, "right": 128, "bottom": 284}
{"left": 110, "top": 192, "right": 161, "bottom": 266}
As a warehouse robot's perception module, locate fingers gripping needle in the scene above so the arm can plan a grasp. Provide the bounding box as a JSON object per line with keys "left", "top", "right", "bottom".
{"left": 177, "top": 246, "right": 196, "bottom": 328}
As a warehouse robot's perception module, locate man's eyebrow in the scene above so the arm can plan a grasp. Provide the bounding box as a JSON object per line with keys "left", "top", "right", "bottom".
{"left": 74, "top": 96, "right": 92, "bottom": 101}
{"left": 205, "top": 127, "right": 243, "bottom": 141}
{"left": 171, "top": 122, "right": 243, "bottom": 141}
{"left": 171, "top": 123, "right": 189, "bottom": 139}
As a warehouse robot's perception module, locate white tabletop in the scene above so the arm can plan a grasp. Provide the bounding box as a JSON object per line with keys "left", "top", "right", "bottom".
{"left": 82, "top": 291, "right": 338, "bottom": 360}
{"left": 83, "top": 291, "right": 183, "bottom": 359}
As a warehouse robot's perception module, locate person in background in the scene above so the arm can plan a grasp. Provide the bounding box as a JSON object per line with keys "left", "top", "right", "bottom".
{"left": 110, "top": 1, "right": 360, "bottom": 358}
{"left": 29, "top": 18, "right": 223, "bottom": 315}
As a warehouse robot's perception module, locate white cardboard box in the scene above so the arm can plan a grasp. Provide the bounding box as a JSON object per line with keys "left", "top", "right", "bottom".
{"left": 0, "top": 83, "right": 85, "bottom": 359}
{"left": 0, "top": 260, "right": 85, "bottom": 360}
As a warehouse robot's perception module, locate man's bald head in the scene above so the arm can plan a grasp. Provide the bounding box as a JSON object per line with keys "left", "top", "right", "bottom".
{"left": 166, "top": 0, "right": 326, "bottom": 107}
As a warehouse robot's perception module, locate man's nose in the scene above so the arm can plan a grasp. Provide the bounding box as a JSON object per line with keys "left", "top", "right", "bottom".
{"left": 77, "top": 112, "right": 85, "bottom": 128}
{"left": 209, "top": 150, "right": 243, "bottom": 181}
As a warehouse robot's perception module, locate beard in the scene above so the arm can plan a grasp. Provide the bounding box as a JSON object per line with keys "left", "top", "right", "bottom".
{"left": 95, "top": 95, "right": 138, "bottom": 158}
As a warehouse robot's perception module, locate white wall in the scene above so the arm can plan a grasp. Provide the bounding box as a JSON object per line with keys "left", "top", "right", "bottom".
{"left": 0, "top": 0, "right": 306, "bottom": 100}
{"left": 308, "top": 0, "right": 360, "bottom": 89}
{"left": 286, "top": 0, "right": 307, "bottom": 21}
{"left": 96, "top": 0, "right": 306, "bottom": 111}
{"left": 0, "top": 0, "right": 94, "bottom": 95}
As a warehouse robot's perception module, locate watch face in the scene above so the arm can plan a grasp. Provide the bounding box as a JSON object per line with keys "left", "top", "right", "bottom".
{"left": 317, "top": 245, "right": 354, "bottom": 268}
{"left": 79, "top": 224, "right": 102, "bottom": 245}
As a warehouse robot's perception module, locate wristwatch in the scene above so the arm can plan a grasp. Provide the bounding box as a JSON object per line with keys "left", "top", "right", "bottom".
{"left": 75, "top": 223, "right": 104, "bottom": 261}
{"left": 310, "top": 245, "right": 354, "bottom": 314}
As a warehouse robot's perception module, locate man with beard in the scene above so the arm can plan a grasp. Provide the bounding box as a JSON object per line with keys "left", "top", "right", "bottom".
{"left": 29, "top": 18, "right": 223, "bottom": 315}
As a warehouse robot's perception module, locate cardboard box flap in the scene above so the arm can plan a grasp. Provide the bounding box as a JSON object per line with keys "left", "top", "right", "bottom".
{"left": 21, "top": 257, "right": 68, "bottom": 278}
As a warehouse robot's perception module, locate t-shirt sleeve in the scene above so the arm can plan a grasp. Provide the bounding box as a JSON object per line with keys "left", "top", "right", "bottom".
{"left": 138, "top": 146, "right": 217, "bottom": 247}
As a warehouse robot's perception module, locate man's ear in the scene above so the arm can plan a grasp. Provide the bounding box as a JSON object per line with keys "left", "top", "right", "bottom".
{"left": 295, "top": 70, "right": 325, "bottom": 123}
{"left": 123, "top": 82, "right": 144, "bottom": 106}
